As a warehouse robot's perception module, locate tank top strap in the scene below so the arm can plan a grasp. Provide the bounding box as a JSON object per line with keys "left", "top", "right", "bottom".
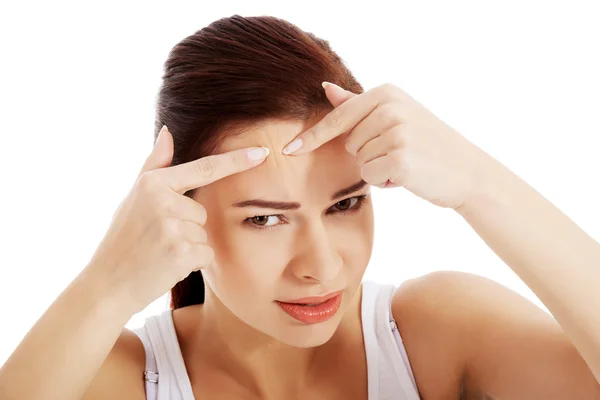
{"left": 132, "top": 309, "right": 195, "bottom": 399}
{"left": 131, "top": 325, "right": 158, "bottom": 400}
{"left": 362, "top": 281, "right": 421, "bottom": 399}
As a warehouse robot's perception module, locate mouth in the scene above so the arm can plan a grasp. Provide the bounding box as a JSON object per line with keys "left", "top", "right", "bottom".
{"left": 276, "top": 290, "right": 343, "bottom": 324}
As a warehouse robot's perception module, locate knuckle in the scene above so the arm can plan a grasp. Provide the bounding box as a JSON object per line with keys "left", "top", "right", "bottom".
{"left": 355, "top": 145, "right": 369, "bottom": 165}
{"left": 168, "top": 240, "right": 192, "bottom": 257}
{"left": 137, "top": 171, "right": 162, "bottom": 192}
{"left": 196, "top": 227, "right": 208, "bottom": 243}
{"left": 199, "top": 245, "right": 215, "bottom": 266}
{"left": 165, "top": 200, "right": 179, "bottom": 216}
{"left": 390, "top": 150, "right": 404, "bottom": 165}
{"left": 378, "top": 83, "right": 401, "bottom": 99}
{"left": 304, "top": 129, "right": 319, "bottom": 145}
{"left": 360, "top": 163, "right": 374, "bottom": 182}
{"left": 160, "top": 218, "right": 181, "bottom": 240}
{"left": 345, "top": 136, "right": 360, "bottom": 155}
{"left": 385, "top": 128, "right": 405, "bottom": 148}
{"left": 185, "top": 221, "right": 208, "bottom": 244}
{"left": 196, "top": 157, "right": 215, "bottom": 176}
{"left": 327, "top": 108, "right": 344, "bottom": 130}
{"left": 195, "top": 203, "right": 208, "bottom": 225}
{"left": 378, "top": 104, "right": 402, "bottom": 127}
{"left": 356, "top": 151, "right": 367, "bottom": 166}
{"left": 156, "top": 195, "right": 177, "bottom": 215}
{"left": 345, "top": 141, "right": 356, "bottom": 155}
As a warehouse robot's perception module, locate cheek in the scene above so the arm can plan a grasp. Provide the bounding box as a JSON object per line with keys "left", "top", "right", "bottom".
{"left": 204, "top": 215, "right": 288, "bottom": 292}
{"left": 339, "top": 207, "right": 375, "bottom": 269}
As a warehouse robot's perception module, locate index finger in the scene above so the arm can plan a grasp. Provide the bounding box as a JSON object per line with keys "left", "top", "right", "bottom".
{"left": 158, "top": 147, "right": 270, "bottom": 194}
{"left": 282, "top": 89, "right": 380, "bottom": 155}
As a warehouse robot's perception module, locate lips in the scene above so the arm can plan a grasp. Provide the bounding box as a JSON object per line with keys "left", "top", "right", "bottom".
{"left": 281, "top": 290, "right": 343, "bottom": 305}
{"left": 276, "top": 290, "right": 344, "bottom": 324}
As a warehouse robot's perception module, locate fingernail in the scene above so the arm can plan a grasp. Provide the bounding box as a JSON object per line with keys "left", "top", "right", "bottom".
{"left": 247, "top": 147, "right": 269, "bottom": 162}
{"left": 322, "top": 81, "right": 346, "bottom": 91}
{"left": 283, "top": 138, "right": 303, "bottom": 155}
{"left": 155, "top": 125, "right": 168, "bottom": 146}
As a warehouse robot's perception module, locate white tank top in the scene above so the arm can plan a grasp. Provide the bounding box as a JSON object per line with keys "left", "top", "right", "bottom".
{"left": 132, "top": 281, "right": 421, "bottom": 399}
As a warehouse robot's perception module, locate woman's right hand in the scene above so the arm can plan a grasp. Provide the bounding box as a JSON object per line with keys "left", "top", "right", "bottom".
{"left": 85, "top": 125, "right": 269, "bottom": 314}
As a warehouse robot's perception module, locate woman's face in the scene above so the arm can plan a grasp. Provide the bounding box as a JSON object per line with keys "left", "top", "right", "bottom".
{"left": 192, "top": 116, "right": 374, "bottom": 348}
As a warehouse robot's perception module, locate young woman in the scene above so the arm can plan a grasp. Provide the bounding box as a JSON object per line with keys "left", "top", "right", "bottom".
{"left": 1, "top": 15, "right": 599, "bottom": 400}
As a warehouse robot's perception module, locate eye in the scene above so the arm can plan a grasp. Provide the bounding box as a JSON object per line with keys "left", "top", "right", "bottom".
{"left": 333, "top": 197, "right": 357, "bottom": 211}
{"left": 244, "top": 194, "right": 369, "bottom": 231}
{"left": 327, "top": 194, "right": 369, "bottom": 215}
{"left": 248, "top": 215, "right": 281, "bottom": 227}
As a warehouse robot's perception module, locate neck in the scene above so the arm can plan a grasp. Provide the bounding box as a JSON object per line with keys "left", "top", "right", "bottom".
{"left": 176, "top": 286, "right": 361, "bottom": 398}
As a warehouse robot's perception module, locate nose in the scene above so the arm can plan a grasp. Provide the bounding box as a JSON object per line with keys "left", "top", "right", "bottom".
{"left": 288, "top": 222, "right": 344, "bottom": 283}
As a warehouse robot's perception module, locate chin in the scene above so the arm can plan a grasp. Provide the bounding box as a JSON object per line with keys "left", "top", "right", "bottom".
{"left": 271, "top": 315, "right": 344, "bottom": 348}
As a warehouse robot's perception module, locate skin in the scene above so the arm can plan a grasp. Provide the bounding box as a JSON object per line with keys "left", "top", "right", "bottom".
{"left": 284, "top": 81, "right": 600, "bottom": 398}
{"left": 86, "top": 83, "right": 600, "bottom": 398}
{"left": 2, "top": 82, "right": 599, "bottom": 400}
{"left": 151, "top": 87, "right": 600, "bottom": 398}
{"left": 174, "top": 115, "right": 375, "bottom": 398}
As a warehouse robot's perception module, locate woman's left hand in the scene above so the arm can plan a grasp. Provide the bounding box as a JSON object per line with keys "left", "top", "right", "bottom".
{"left": 282, "top": 82, "right": 492, "bottom": 210}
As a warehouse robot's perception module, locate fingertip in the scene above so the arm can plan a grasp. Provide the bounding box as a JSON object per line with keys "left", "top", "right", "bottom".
{"left": 322, "top": 83, "right": 354, "bottom": 109}
{"left": 282, "top": 137, "right": 304, "bottom": 155}
{"left": 145, "top": 125, "right": 174, "bottom": 172}
{"left": 259, "top": 146, "right": 270, "bottom": 163}
{"left": 322, "top": 81, "right": 347, "bottom": 92}
{"left": 153, "top": 125, "right": 164, "bottom": 148}
{"left": 247, "top": 147, "right": 270, "bottom": 164}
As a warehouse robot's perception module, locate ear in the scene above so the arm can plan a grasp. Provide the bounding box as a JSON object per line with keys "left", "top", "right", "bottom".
{"left": 322, "top": 82, "right": 356, "bottom": 107}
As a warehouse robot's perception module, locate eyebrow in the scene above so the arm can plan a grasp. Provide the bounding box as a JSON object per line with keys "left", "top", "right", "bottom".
{"left": 232, "top": 179, "right": 368, "bottom": 210}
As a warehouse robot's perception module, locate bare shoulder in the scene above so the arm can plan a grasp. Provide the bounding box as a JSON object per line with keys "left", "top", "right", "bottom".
{"left": 391, "top": 271, "right": 600, "bottom": 399}
{"left": 391, "top": 270, "right": 534, "bottom": 320}
{"left": 390, "top": 271, "right": 476, "bottom": 398}
{"left": 81, "top": 328, "right": 146, "bottom": 400}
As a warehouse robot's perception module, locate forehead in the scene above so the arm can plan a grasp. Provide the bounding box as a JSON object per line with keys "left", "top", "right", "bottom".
{"left": 219, "top": 118, "right": 313, "bottom": 153}
{"left": 208, "top": 117, "right": 363, "bottom": 204}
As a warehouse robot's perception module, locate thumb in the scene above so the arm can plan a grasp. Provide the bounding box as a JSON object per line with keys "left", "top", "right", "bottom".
{"left": 322, "top": 81, "right": 356, "bottom": 107}
{"left": 138, "top": 125, "right": 174, "bottom": 177}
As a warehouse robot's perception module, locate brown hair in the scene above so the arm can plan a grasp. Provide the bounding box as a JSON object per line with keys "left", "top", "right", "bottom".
{"left": 155, "top": 15, "right": 363, "bottom": 309}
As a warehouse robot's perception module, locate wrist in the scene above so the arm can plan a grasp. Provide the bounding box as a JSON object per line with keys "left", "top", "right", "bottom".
{"left": 454, "top": 147, "right": 513, "bottom": 218}
{"left": 75, "top": 263, "right": 141, "bottom": 322}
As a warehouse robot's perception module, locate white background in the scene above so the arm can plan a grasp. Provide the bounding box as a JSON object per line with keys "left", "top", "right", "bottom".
{"left": 1, "top": 1, "right": 599, "bottom": 367}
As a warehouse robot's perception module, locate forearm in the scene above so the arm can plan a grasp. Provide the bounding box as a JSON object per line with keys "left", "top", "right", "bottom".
{"left": 0, "top": 265, "right": 136, "bottom": 400}
{"left": 456, "top": 150, "right": 600, "bottom": 382}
